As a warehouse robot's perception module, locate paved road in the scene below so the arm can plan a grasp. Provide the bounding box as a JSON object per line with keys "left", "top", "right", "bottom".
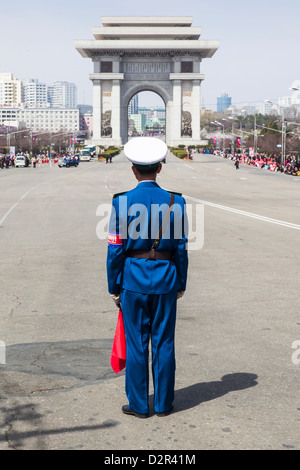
{"left": 0, "top": 152, "right": 299, "bottom": 450}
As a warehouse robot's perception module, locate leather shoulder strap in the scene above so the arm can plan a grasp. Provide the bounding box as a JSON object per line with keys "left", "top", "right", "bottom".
{"left": 151, "top": 192, "right": 175, "bottom": 250}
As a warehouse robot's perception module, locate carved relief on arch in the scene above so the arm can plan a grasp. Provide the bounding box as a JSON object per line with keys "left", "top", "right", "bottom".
{"left": 102, "top": 101, "right": 112, "bottom": 137}
{"left": 181, "top": 102, "right": 192, "bottom": 137}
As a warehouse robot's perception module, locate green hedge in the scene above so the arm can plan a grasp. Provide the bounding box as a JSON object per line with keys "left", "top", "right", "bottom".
{"left": 98, "top": 147, "right": 120, "bottom": 159}
{"left": 170, "top": 147, "right": 188, "bottom": 159}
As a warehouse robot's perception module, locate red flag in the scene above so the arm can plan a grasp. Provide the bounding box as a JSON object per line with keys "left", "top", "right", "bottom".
{"left": 111, "top": 309, "right": 126, "bottom": 373}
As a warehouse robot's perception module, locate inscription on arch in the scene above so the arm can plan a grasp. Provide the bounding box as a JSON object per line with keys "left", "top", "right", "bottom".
{"left": 123, "top": 63, "right": 171, "bottom": 73}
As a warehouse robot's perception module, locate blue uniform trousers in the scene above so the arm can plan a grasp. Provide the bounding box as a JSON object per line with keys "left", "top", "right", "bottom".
{"left": 120, "top": 288, "right": 177, "bottom": 415}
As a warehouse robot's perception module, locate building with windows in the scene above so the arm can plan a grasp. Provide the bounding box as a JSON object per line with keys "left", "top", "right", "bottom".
{"left": 152, "top": 108, "right": 166, "bottom": 119}
{"left": 0, "top": 73, "right": 22, "bottom": 106}
{"left": 0, "top": 73, "right": 81, "bottom": 133}
{"left": 130, "top": 113, "right": 146, "bottom": 133}
{"left": 0, "top": 106, "right": 79, "bottom": 133}
{"left": 255, "top": 101, "right": 273, "bottom": 115}
{"left": 128, "top": 94, "right": 139, "bottom": 117}
{"left": 80, "top": 112, "right": 93, "bottom": 134}
{"left": 22, "top": 79, "right": 49, "bottom": 107}
{"left": 138, "top": 106, "right": 152, "bottom": 122}
{"left": 217, "top": 92, "right": 232, "bottom": 112}
{"left": 49, "top": 81, "right": 77, "bottom": 108}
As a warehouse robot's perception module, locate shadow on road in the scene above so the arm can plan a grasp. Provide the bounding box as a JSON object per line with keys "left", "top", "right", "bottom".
{"left": 172, "top": 372, "right": 258, "bottom": 413}
{"left": 0, "top": 402, "right": 119, "bottom": 449}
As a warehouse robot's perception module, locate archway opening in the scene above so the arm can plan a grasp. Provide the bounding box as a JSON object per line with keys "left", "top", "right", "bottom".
{"left": 128, "top": 91, "right": 166, "bottom": 141}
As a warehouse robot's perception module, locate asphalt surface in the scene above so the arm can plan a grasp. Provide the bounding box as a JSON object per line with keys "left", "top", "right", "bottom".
{"left": 0, "top": 151, "right": 299, "bottom": 451}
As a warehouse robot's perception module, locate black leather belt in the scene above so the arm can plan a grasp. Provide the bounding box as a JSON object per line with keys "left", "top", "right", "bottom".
{"left": 125, "top": 249, "right": 173, "bottom": 261}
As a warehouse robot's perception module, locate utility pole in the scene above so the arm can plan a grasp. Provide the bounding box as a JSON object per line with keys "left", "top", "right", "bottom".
{"left": 254, "top": 116, "right": 258, "bottom": 156}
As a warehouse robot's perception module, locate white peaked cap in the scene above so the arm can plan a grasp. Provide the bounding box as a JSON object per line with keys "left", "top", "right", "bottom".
{"left": 124, "top": 137, "right": 168, "bottom": 166}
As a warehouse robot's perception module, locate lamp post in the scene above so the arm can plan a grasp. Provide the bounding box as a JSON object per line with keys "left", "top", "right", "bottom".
{"left": 211, "top": 121, "right": 225, "bottom": 153}
{"left": 6, "top": 128, "right": 10, "bottom": 154}
{"left": 253, "top": 115, "right": 258, "bottom": 157}
{"left": 222, "top": 118, "right": 235, "bottom": 156}
{"left": 228, "top": 116, "right": 244, "bottom": 155}
{"left": 215, "top": 121, "right": 225, "bottom": 154}
{"left": 210, "top": 121, "right": 219, "bottom": 150}
{"left": 241, "top": 129, "right": 264, "bottom": 157}
{"left": 0, "top": 128, "right": 32, "bottom": 155}
{"left": 265, "top": 100, "right": 286, "bottom": 166}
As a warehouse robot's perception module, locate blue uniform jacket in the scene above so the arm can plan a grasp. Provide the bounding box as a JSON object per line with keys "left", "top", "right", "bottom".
{"left": 106, "top": 181, "right": 188, "bottom": 295}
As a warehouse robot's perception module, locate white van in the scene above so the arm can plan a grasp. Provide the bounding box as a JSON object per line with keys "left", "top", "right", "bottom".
{"left": 14, "top": 156, "right": 27, "bottom": 168}
{"left": 80, "top": 150, "right": 91, "bottom": 161}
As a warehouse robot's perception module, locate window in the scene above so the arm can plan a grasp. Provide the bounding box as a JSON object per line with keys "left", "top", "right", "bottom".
{"left": 101, "top": 61, "right": 113, "bottom": 73}
{"left": 181, "top": 62, "right": 193, "bottom": 73}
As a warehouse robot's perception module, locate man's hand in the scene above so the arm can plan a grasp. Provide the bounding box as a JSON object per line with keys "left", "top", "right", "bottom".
{"left": 110, "top": 294, "right": 121, "bottom": 309}
{"left": 177, "top": 291, "right": 185, "bottom": 299}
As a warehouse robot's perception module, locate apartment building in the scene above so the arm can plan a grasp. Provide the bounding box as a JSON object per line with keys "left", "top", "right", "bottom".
{"left": 22, "top": 79, "right": 49, "bottom": 107}
{"left": 128, "top": 94, "right": 139, "bottom": 118}
{"left": 138, "top": 106, "right": 152, "bottom": 122}
{"left": 0, "top": 73, "right": 22, "bottom": 106}
{"left": 0, "top": 106, "right": 79, "bottom": 133}
{"left": 130, "top": 113, "right": 146, "bottom": 133}
{"left": 49, "top": 81, "right": 77, "bottom": 108}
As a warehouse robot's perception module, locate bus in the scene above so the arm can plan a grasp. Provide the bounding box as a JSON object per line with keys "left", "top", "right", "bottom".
{"left": 84, "top": 146, "right": 96, "bottom": 156}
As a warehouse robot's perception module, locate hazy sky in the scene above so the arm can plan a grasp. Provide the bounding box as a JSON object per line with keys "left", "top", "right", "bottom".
{"left": 1, "top": 0, "right": 299, "bottom": 109}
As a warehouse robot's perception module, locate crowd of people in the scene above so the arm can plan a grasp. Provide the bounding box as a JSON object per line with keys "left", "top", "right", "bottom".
{"left": 0, "top": 155, "right": 13, "bottom": 169}
{"left": 2, "top": 148, "right": 300, "bottom": 177}
{"left": 0, "top": 153, "right": 65, "bottom": 169}
{"left": 198, "top": 148, "right": 300, "bottom": 176}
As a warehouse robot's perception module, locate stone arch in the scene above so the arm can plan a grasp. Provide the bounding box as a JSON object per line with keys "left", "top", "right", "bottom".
{"left": 75, "top": 17, "right": 219, "bottom": 148}
{"left": 123, "top": 82, "right": 170, "bottom": 108}
{"left": 120, "top": 82, "right": 171, "bottom": 144}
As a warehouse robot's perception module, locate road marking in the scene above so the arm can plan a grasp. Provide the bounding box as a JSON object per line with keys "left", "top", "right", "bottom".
{"left": 184, "top": 195, "right": 300, "bottom": 230}
{"left": 0, "top": 162, "right": 103, "bottom": 227}
{"left": 0, "top": 182, "right": 44, "bottom": 227}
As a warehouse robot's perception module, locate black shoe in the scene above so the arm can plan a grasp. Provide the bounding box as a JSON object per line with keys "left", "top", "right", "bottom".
{"left": 122, "top": 405, "right": 148, "bottom": 419}
{"left": 156, "top": 405, "right": 174, "bottom": 417}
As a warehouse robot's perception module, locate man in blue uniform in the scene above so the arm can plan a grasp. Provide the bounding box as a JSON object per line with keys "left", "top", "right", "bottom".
{"left": 107, "top": 137, "right": 188, "bottom": 418}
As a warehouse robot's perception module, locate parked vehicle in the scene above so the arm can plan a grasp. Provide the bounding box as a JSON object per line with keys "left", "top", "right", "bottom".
{"left": 14, "top": 155, "right": 29, "bottom": 167}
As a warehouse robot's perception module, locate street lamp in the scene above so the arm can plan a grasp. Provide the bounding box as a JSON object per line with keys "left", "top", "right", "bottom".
{"left": 265, "top": 100, "right": 286, "bottom": 166}
{"left": 222, "top": 118, "right": 235, "bottom": 156}
{"left": 211, "top": 121, "right": 225, "bottom": 153}
{"left": 0, "top": 128, "right": 32, "bottom": 156}
{"left": 228, "top": 116, "right": 244, "bottom": 155}
{"left": 253, "top": 115, "right": 258, "bottom": 157}
{"left": 215, "top": 121, "right": 225, "bottom": 154}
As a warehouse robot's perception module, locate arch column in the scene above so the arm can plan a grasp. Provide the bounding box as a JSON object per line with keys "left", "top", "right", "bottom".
{"left": 192, "top": 79, "right": 201, "bottom": 141}
{"left": 92, "top": 79, "right": 102, "bottom": 140}
{"left": 170, "top": 79, "right": 182, "bottom": 146}
{"left": 111, "top": 79, "right": 121, "bottom": 144}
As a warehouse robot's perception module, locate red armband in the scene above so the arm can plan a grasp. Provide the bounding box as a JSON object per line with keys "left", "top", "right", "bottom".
{"left": 108, "top": 233, "right": 123, "bottom": 246}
